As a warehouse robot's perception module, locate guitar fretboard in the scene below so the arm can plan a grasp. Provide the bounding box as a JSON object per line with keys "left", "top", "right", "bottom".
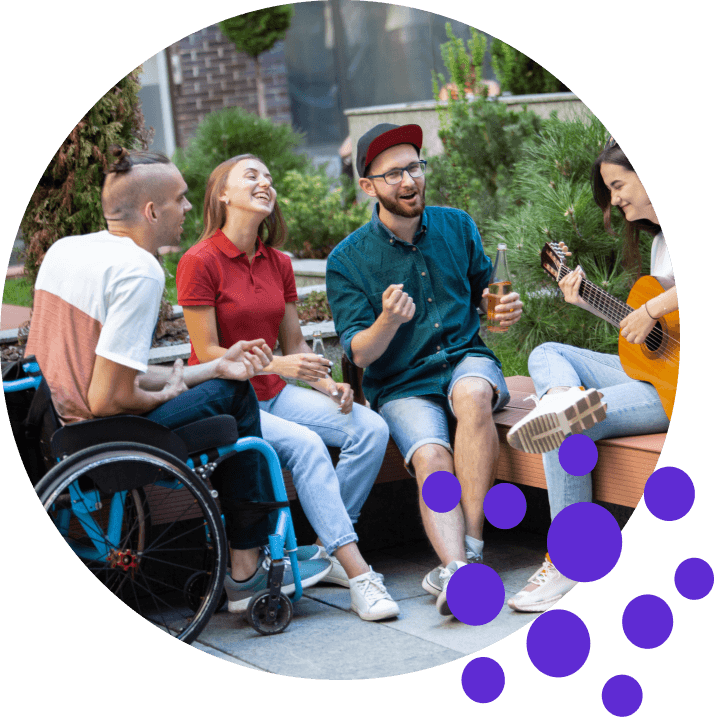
{"left": 555, "top": 264, "right": 632, "bottom": 328}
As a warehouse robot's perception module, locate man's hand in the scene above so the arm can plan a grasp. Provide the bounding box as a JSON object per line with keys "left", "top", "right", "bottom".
{"left": 158, "top": 358, "right": 189, "bottom": 400}
{"left": 215, "top": 339, "right": 273, "bottom": 381}
{"left": 481, "top": 288, "right": 523, "bottom": 327}
{"left": 381, "top": 284, "right": 415, "bottom": 326}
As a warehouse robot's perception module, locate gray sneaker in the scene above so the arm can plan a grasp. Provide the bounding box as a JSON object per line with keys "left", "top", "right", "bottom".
{"left": 224, "top": 554, "right": 332, "bottom": 613}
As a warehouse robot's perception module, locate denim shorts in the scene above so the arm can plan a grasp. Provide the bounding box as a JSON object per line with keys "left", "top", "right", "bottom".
{"left": 378, "top": 355, "right": 510, "bottom": 474}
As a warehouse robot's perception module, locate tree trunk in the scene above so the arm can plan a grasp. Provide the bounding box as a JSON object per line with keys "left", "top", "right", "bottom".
{"left": 255, "top": 55, "right": 267, "bottom": 119}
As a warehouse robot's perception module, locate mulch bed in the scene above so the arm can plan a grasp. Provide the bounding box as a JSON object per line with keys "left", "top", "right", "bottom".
{"left": 2, "top": 299, "right": 332, "bottom": 364}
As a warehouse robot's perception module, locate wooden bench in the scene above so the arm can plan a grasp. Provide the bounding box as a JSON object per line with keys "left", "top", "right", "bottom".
{"left": 281, "top": 371, "right": 666, "bottom": 510}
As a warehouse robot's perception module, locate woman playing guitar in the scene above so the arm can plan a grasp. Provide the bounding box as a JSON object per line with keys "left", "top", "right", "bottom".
{"left": 505, "top": 136, "right": 677, "bottom": 612}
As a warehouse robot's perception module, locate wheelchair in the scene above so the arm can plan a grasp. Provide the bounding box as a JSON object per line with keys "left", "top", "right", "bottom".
{"left": 4, "top": 357, "right": 305, "bottom": 643}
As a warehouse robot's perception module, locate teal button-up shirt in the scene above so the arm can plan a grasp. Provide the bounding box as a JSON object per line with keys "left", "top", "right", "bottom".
{"left": 326, "top": 204, "right": 500, "bottom": 411}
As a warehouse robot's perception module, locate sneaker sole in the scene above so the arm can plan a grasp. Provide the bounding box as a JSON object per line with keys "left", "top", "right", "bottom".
{"left": 507, "top": 592, "right": 565, "bottom": 613}
{"left": 421, "top": 572, "right": 442, "bottom": 598}
{"left": 436, "top": 591, "right": 452, "bottom": 616}
{"left": 227, "top": 561, "right": 332, "bottom": 613}
{"left": 507, "top": 390, "right": 606, "bottom": 454}
{"left": 350, "top": 603, "right": 400, "bottom": 621}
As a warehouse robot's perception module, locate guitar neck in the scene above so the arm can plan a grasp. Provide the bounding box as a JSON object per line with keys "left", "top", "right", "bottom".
{"left": 557, "top": 265, "right": 632, "bottom": 327}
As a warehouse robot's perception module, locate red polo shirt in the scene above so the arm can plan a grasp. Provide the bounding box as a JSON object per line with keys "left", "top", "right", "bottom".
{"left": 177, "top": 228, "right": 298, "bottom": 400}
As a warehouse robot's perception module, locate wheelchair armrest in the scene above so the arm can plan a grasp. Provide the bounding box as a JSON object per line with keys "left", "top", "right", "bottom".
{"left": 172, "top": 415, "right": 238, "bottom": 456}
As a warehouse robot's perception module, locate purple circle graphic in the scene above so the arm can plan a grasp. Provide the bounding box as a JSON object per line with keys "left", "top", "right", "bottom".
{"left": 558, "top": 434, "right": 598, "bottom": 476}
{"left": 526, "top": 609, "right": 590, "bottom": 677}
{"left": 675, "top": 558, "right": 713, "bottom": 600}
{"left": 547, "top": 502, "right": 622, "bottom": 581}
{"left": 422, "top": 470, "right": 461, "bottom": 513}
{"left": 602, "top": 675, "right": 643, "bottom": 716}
{"left": 484, "top": 483, "right": 527, "bottom": 529}
{"left": 446, "top": 563, "right": 505, "bottom": 626}
{"left": 622, "top": 594, "right": 673, "bottom": 649}
{"left": 461, "top": 657, "right": 505, "bottom": 703}
{"left": 644, "top": 466, "right": 695, "bottom": 521}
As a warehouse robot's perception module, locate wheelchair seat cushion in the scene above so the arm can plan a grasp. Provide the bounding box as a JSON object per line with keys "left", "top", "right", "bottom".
{"left": 51, "top": 415, "right": 189, "bottom": 462}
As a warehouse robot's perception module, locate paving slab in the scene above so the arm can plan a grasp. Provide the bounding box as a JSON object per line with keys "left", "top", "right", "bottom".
{"left": 380, "top": 593, "right": 538, "bottom": 656}
{"left": 191, "top": 642, "right": 268, "bottom": 672}
{"left": 194, "top": 594, "right": 463, "bottom": 679}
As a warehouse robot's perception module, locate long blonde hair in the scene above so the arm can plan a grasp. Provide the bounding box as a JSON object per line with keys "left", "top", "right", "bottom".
{"left": 198, "top": 154, "right": 287, "bottom": 248}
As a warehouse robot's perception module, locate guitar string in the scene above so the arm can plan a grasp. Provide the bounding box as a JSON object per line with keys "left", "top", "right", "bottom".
{"left": 553, "top": 262, "right": 680, "bottom": 363}
{"left": 553, "top": 262, "right": 680, "bottom": 364}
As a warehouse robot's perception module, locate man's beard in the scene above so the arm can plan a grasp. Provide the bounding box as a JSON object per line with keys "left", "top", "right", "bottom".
{"left": 376, "top": 180, "right": 426, "bottom": 218}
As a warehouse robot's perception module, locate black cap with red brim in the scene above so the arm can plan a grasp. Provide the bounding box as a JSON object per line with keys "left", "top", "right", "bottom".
{"left": 356, "top": 124, "right": 423, "bottom": 178}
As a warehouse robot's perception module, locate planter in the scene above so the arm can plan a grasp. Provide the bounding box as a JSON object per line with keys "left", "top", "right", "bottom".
{"left": 345, "top": 92, "right": 591, "bottom": 166}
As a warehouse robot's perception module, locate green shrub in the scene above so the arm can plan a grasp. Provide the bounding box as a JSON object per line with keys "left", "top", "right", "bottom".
{"left": 173, "top": 107, "right": 310, "bottom": 246}
{"left": 482, "top": 114, "right": 649, "bottom": 358}
{"left": 428, "top": 25, "right": 542, "bottom": 228}
{"left": 490, "top": 38, "right": 568, "bottom": 96}
{"left": 20, "top": 69, "right": 148, "bottom": 289}
{"left": 280, "top": 170, "right": 372, "bottom": 258}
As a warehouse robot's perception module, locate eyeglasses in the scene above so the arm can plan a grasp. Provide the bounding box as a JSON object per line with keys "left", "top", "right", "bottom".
{"left": 366, "top": 160, "right": 427, "bottom": 185}
{"left": 604, "top": 135, "right": 618, "bottom": 150}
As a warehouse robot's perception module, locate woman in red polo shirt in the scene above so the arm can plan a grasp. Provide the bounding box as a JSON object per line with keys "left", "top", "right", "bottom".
{"left": 177, "top": 154, "right": 399, "bottom": 622}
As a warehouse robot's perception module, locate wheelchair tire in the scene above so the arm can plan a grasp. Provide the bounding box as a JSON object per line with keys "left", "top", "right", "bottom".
{"left": 246, "top": 589, "right": 293, "bottom": 635}
{"left": 36, "top": 442, "right": 228, "bottom": 644}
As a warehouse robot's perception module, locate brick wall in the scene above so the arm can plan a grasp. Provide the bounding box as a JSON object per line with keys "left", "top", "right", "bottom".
{"left": 169, "top": 25, "right": 292, "bottom": 149}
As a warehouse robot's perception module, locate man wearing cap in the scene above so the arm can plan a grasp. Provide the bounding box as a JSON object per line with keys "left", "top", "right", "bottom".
{"left": 326, "top": 124, "right": 523, "bottom": 617}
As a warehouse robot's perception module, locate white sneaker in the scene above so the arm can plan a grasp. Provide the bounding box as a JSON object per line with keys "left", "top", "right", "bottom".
{"left": 422, "top": 540, "right": 482, "bottom": 598}
{"left": 435, "top": 561, "right": 468, "bottom": 616}
{"left": 507, "top": 554, "right": 577, "bottom": 612}
{"left": 506, "top": 387, "right": 607, "bottom": 454}
{"left": 313, "top": 545, "right": 350, "bottom": 587}
{"left": 349, "top": 568, "right": 400, "bottom": 621}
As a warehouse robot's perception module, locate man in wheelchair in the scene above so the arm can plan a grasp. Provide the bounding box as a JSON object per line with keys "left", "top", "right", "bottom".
{"left": 24, "top": 146, "right": 331, "bottom": 620}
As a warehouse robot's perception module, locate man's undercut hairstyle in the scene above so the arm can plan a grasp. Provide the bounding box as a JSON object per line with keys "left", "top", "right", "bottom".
{"left": 101, "top": 145, "right": 173, "bottom": 222}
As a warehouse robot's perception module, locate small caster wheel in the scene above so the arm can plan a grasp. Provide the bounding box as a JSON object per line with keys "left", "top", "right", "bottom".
{"left": 247, "top": 588, "right": 293, "bottom": 635}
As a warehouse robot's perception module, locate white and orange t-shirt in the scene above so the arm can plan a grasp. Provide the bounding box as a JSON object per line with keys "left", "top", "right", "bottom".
{"left": 25, "top": 230, "right": 165, "bottom": 424}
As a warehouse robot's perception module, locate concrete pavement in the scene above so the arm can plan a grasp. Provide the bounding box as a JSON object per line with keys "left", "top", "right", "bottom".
{"left": 189, "top": 529, "right": 548, "bottom": 679}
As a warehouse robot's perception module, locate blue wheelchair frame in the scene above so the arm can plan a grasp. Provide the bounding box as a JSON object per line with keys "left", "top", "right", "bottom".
{"left": 5, "top": 360, "right": 305, "bottom": 632}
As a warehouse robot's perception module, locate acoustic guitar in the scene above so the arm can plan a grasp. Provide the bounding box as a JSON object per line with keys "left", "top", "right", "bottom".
{"left": 540, "top": 242, "right": 679, "bottom": 419}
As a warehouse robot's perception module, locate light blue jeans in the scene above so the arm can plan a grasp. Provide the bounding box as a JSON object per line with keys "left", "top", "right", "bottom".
{"left": 258, "top": 383, "right": 390, "bottom": 555}
{"left": 528, "top": 342, "right": 670, "bottom": 520}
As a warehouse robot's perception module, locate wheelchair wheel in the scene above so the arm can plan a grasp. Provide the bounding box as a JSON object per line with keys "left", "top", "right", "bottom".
{"left": 246, "top": 589, "right": 293, "bottom": 635}
{"left": 36, "top": 442, "right": 228, "bottom": 644}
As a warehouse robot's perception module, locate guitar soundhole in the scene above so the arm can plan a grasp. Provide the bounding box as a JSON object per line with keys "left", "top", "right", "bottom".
{"left": 645, "top": 321, "right": 664, "bottom": 352}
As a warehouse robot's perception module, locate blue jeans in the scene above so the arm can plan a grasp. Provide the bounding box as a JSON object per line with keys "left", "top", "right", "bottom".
{"left": 258, "top": 383, "right": 390, "bottom": 555}
{"left": 145, "top": 378, "right": 273, "bottom": 550}
{"left": 528, "top": 343, "right": 670, "bottom": 520}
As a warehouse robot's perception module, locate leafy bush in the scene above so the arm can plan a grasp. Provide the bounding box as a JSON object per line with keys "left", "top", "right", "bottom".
{"left": 173, "top": 107, "right": 310, "bottom": 246}
{"left": 20, "top": 69, "right": 149, "bottom": 288}
{"left": 428, "top": 25, "right": 542, "bottom": 228}
{"left": 279, "top": 170, "right": 372, "bottom": 258}
{"left": 482, "top": 114, "right": 650, "bottom": 358}
{"left": 490, "top": 38, "right": 568, "bottom": 96}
